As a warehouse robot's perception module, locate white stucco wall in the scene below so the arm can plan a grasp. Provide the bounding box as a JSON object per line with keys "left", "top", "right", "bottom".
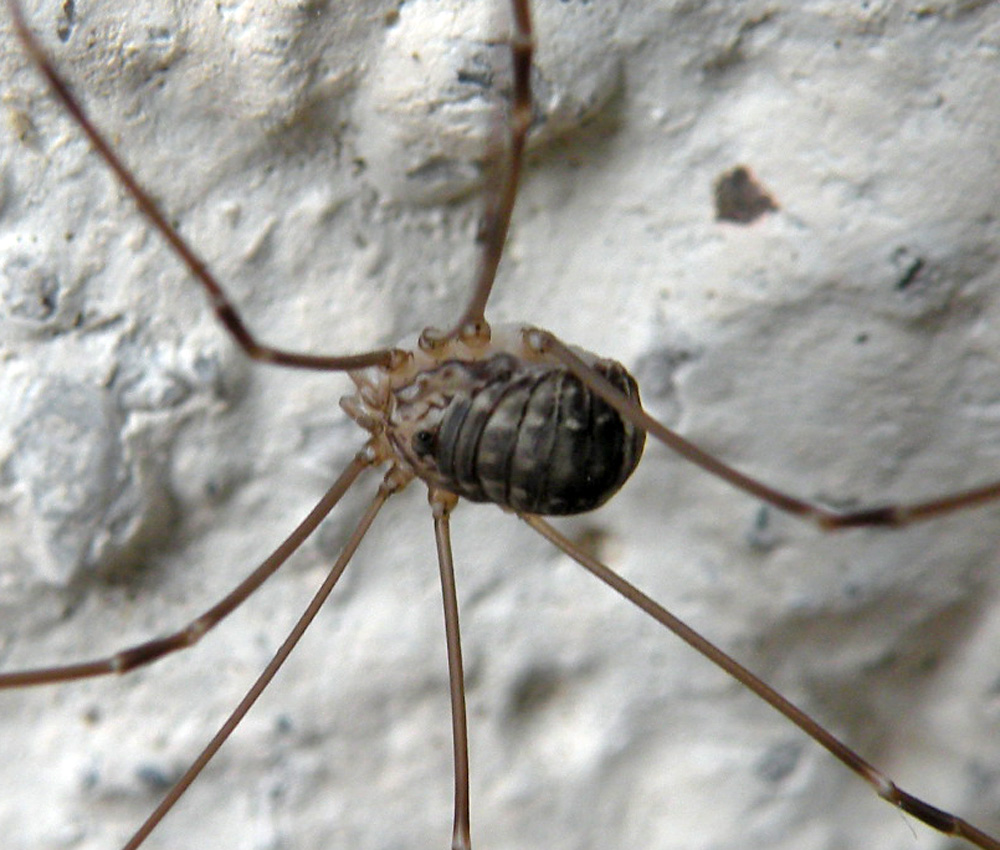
{"left": 1, "top": 1, "right": 999, "bottom": 849}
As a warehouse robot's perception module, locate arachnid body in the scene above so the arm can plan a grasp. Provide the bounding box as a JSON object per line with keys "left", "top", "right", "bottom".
{"left": 1, "top": 2, "right": 1000, "bottom": 850}
{"left": 344, "top": 325, "right": 644, "bottom": 515}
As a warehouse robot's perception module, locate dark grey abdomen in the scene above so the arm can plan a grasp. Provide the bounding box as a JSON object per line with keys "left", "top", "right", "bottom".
{"left": 399, "top": 355, "right": 645, "bottom": 515}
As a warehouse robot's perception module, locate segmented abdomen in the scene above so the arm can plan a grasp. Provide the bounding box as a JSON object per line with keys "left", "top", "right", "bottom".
{"left": 392, "top": 354, "right": 645, "bottom": 515}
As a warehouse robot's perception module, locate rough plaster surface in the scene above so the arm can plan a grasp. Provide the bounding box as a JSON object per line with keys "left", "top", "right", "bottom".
{"left": 1, "top": 1, "right": 999, "bottom": 849}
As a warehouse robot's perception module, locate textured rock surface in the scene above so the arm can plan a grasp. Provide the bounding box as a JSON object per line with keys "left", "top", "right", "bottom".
{"left": 1, "top": 1, "right": 999, "bottom": 849}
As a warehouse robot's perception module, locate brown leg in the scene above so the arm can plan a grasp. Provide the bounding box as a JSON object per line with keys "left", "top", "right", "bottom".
{"left": 531, "top": 328, "right": 1000, "bottom": 530}
{"left": 0, "top": 452, "right": 371, "bottom": 688}
{"left": 429, "top": 0, "right": 534, "bottom": 345}
{"left": 431, "top": 489, "right": 472, "bottom": 850}
{"left": 523, "top": 513, "right": 1000, "bottom": 850}
{"left": 121, "top": 472, "right": 399, "bottom": 849}
{"left": 5, "top": 0, "right": 403, "bottom": 373}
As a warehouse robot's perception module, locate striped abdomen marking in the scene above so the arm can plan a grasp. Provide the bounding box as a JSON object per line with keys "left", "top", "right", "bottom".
{"left": 390, "top": 354, "right": 644, "bottom": 515}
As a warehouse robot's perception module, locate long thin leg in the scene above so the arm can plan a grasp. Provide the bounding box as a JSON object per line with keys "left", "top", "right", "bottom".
{"left": 431, "top": 489, "right": 472, "bottom": 850}
{"left": 5, "top": 0, "right": 402, "bottom": 373}
{"left": 122, "top": 469, "right": 401, "bottom": 850}
{"left": 0, "top": 451, "right": 372, "bottom": 688}
{"left": 530, "top": 328, "right": 1000, "bottom": 529}
{"left": 523, "top": 513, "right": 1000, "bottom": 850}
{"left": 432, "top": 0, "right": 534, "bottom": 343}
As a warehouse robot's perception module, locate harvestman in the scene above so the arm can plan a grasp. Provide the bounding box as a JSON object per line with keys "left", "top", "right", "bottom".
{"left": 3, "top": 0, "right": 1000, "bottom": 848}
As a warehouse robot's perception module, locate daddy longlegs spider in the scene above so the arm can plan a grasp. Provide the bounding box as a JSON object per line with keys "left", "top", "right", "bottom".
{"left": 2, "top": 0, "right": 1000, "bottom": 848}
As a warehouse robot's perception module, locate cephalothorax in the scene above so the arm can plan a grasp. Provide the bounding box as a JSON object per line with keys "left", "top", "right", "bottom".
{"left": 344, "top": 324, "right": 644, "bottom": 514}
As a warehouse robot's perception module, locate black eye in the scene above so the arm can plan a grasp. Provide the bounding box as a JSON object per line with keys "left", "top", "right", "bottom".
{"left": 411, "top": 429, "right": 436, "bottom": 457}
